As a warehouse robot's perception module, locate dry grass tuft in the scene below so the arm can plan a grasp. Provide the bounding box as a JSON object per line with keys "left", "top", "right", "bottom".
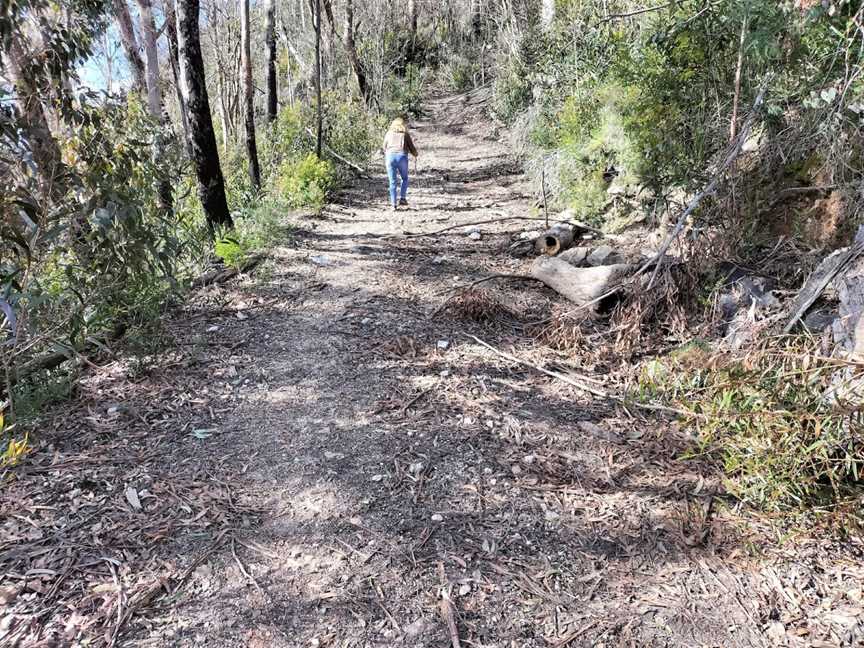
{"left": 532, "top": 308, "right": 591, "bottom": 353}
{"left": 611, "top": 266, "right": 701, "bottom": 356}
{"left": 439, "top": 288, "right": 516, "bottom": 323}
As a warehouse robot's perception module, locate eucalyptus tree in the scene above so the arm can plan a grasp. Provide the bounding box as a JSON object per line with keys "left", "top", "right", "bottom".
{"left": 240, "top": 0, "right": 261, "bottom": 188}
{"left": 176, "top": 0, "right": 234, "bottom": 230}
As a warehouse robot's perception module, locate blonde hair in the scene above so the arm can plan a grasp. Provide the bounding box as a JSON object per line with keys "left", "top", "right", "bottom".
{"left": 389, "top": 117, "right": 408, "bottom": 133}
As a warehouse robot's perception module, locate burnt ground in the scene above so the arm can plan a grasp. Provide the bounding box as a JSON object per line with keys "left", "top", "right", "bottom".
{"left": 2, "top": 96, "right": 863, "bottom": 648}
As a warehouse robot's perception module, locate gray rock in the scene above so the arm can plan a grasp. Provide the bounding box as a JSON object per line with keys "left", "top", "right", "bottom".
{"left": 558, "top": 246, "right": 589, "bottom": 266}
{"left": 404, "top": 617, "right": 437, "bottom": 638}
{"left": 578, "top": 421, "right": 623, "bottom": 444}
{"left": 803, "top": 308, "right": 837, "bottom": 332}
{"left": 310, "top": 254, "right": 333, "bottom": 266}
{"left": 586, "top": 245, "right": 620, "bottom": 266}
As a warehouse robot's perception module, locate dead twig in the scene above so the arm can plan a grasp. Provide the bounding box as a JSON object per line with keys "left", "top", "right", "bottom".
{"left": 231, "top": 537, "right": 265, "bottom": 596}
{"left": 465, "top": 334, "right": 696, "bottom": 418}
{"left": 437, "top": 562, "right": 461, "bottom": 648}
{"left": 396, "top": 214, "right": 601, "bottom": 239}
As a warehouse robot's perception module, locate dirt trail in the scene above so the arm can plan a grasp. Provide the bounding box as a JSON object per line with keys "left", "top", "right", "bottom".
{"left": 5, "top": 97, "right": 862, "bottom": 647}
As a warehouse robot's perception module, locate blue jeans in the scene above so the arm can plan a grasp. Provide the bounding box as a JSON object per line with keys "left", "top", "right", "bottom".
{"left": 386, "top": 152, "right": 409, "bottom": 205}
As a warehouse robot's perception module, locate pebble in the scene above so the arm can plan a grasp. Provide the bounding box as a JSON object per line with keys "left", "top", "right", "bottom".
{"left": 206, "top": 325, "right": 219, "bottom": 333}
{"left": 431, "top": 513, "right": 444, "bottom": 522}
{"left": 437, "top": 339, "right": 450, "bottom": 350}
{"left": 371, "top": 474, "right": 384, "bottom": 482}
{"left": 468, "top": 231, "right": 482, "bottom": 241}
{"left": 310, "top": 255, "right": 333, "bottom": 266}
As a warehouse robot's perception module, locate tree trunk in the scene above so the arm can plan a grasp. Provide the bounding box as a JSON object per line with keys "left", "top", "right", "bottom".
{"left": 730, "top": 16, "right": 748, "bottom": 142}
{"left": 241, "top": 0, "right": 261, "bottom": 189}
{"left": 265, "top": 0, "right": 278, "bottom": 122}
{"left": 176, "top": 0, "right": 234, "bottom": 231}
{"left": 136, "top": 0, "right": 161, "bottom": 117}
{"left": 343, "top": 0, "right": 370, "bottom": 105}
{"left": 164, "top": 0, "right": 192, "bottom": 155}
{"left": 6, "top": 38, "right": 64, "bottom": 204}
{"left": 535, "top": 223, "right": 575, "bottom": 256}
{"left": 540, "top": 0, "right": 554, "bottom": 30}
{"left": 311, "top": 0, "right": 322, "bottom": 157}
{"left": 408, "top": 0, "right": 418, "bottom": 39}
{"left": 137, "top": 0, "right": 173, "bottom": 214}
{"left": 112, "top": 0, "right": 147, "bottom": 94}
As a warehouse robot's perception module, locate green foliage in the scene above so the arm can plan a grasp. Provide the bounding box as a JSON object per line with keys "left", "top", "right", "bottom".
{"left": 384, "top": 64, "right": 427, "bottom": 117}
{"left": 635, "top": 340, "right": 864, "bottom": 513}
{"left": 275, "top": 154, "right": 336, "bottom": 210}
{"left": 501, "top": 0, "right": 864, "bottom": 232}
{"left": 322, "top": 96, "right": 383, "bottom": 165}
{"left": 215, "top": 236, "right": 245, "bottom": 268}
{"left": 2, "top": 94, "right": 205, "bottom": 362}
{"left": 440, "top": 54, "right": 484, "bottom": 92}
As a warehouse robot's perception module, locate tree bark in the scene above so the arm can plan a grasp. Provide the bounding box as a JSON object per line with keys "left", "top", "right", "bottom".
{"left": 343, "top": 0, "right": 370, "bottom": 105}
{"left": 112, "top": 0, "right": 147, "bottom": 94}
{"left": 265, "top": 0, "right": 278, "bottom": 122}
{"left": 541, "top": 0, "right": 554, "bottom": 30}
{"left": 164, "top": 0, "right": 193, "bottom": 155}
{"left": 136, "top": 0, "right": 162, "bottom": 117}
{"left": 408, "top": 0, "right": 418, "bottom": 39}
{"left": 730, "top": 16, "right": 748, "bottom": 142}
{"left": 5, "top": 38, "right": 64, "bottom": 204}
{"left": 176, "top": 0, "right": 234, "bottom": 231}
{"left": 535, "top": 223, "right": 575, "bottom": 256}
{"left": 241, "top": 0, "right": 261, "bottom": 189}
{"left": 137, "top": 0, "right": 174, "bottom": 214}
{"left": 311, "top": 0, "right": 323, "bottom": 157}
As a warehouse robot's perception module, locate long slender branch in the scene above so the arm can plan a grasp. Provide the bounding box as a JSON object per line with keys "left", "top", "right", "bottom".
{"left": 599, "top": 1, "right": 676, "bottom": 22}
{"left": 638, "top": 80, "right": 770, "bottom": 289}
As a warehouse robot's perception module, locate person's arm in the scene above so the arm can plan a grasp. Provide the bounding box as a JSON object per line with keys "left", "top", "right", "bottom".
{"left": 405, "top": 132, "right": 418, "bottom": 158}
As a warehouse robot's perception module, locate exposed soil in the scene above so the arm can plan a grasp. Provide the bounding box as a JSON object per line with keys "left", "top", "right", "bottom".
{"left": 2, "top": 96, "right": 863, "bottom": 648}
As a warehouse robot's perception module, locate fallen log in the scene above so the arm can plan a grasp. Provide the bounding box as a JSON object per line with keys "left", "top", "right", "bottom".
{"left": 191, "top": 254, "right": 264, "bottom": 288}
{"left": 535, "top": 223, "right": 575, "bottom": 256}
{"left": 530, "top": 256, "right": 633, "bottom": 306}
{"left": 5, "top": 323, "right": 127, "bottom": 389}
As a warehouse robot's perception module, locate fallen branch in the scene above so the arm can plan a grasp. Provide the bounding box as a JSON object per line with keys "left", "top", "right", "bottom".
{"left": 599, "top": 1, "right": 676, "bottom": 22}
{"left": 440, "top": 589, "right": 462, "bottom": 648}
{"left": 437, "top": 562, "right": 462, "bottom": 648}
{"left": 466, "top": 333, "right": 695, "bottom": 418}
{"left": 434, "top": 273, "right": 537, "bottom": 297}
{"left": 398, "top": 214, "right": 601, "bottom": 239}
{"left": 231, "top": 537, "right": 265, "bottom": 596}
{"left": 638, "top": 81, "right": 769, "bottom": 289}
{"left": 5, "top": 324, "right": 126, "bottom": 389}
{"left": 303, "top": 127, "right": 367, "bottom": 175}
{"left": 191, "top": 254, "right": 264, "bottom": 288}
{"left": 783, "top": 231, "right": 864, "bottom": 333}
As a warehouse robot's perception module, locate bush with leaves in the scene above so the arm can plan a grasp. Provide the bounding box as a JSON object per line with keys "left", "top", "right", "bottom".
{"left": 274, "top": 154, "right": 336, "bottom": 210}
{"left": 635, "top": 339, "right": 864, "bottom": 513}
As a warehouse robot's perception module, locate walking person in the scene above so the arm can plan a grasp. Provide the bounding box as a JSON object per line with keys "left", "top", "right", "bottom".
{"left": 382, "top": 116, "right": 419, "bottom": 211}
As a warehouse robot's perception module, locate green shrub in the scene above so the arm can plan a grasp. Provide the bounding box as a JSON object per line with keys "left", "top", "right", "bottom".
{"left": 492, "top": 67, "right": 533, "bottom": 124}
{"left": 384, "top": 64, "right": 427, "bottom": 117}
{"left": 323, "top": 96, "right": 382, "bottom": 165}
{"left": 275, "top": 154, "right": 336, "bottom": 210}
{"left": 634, "top": 339, "right": 864, "bottom": 513}
{"left": 441, "top": 55, "right": 481, "bottom": 92}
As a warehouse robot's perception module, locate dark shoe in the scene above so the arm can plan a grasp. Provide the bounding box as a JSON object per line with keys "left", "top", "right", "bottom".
{"left": 390, "top": 203, "right": 398, "bottom": 211}
{"left": 399, "top": 198, "right": 408, "bottom": 206}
